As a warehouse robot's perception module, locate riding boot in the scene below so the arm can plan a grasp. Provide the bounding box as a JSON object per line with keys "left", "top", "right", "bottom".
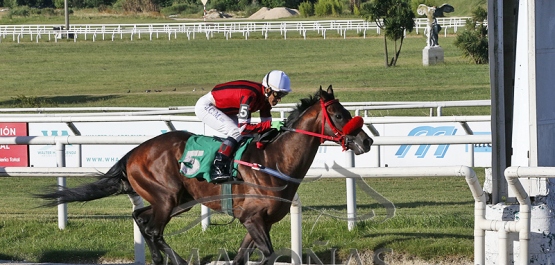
{"left": 211, "top": 137, "right": 238, "bottom": 183}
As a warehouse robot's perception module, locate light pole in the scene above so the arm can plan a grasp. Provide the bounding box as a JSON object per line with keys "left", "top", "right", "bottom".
{"left": 64, "top": 0, "right": 69, "bottom": 32}
{"left": 201, "top": 0, "right": 208, "bottom": 21}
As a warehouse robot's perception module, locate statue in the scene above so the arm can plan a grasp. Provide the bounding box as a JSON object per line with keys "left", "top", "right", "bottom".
{"left": 417, "top": 4, "right": 454, "bottom": 47}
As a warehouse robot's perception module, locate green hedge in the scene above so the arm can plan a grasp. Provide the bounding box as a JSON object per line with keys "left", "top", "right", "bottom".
{"left": 314, "top": 0, "right": 342, "bottom": 16}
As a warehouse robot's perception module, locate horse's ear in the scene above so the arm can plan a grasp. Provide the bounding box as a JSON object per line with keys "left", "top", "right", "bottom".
{"left": 318, "top": 85, "right": 325, "bottom": 99}
{"left": 318, "top": 85, "right": 334, "bottom": 100}
{"left": 327, "top": 85, "right": 334, "bottom": 97}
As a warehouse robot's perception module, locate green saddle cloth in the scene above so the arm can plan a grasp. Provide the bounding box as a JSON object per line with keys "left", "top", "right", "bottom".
{"left": 179, "top": 135, "right": 253, "bottom": 182}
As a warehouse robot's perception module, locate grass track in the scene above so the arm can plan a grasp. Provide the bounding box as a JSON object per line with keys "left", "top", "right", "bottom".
{"left": 0, "top": 35, "right": 489, "bottom": 110}
{"left": 0, "top": 172, "right": 484, "bottom": 263}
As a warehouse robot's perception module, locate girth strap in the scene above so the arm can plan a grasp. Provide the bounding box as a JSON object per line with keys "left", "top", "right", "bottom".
{"left": 221, "top": 183, "right": 234, "bottom": 217}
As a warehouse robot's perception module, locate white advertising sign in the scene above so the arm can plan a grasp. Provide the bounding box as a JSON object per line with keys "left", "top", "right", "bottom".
{"left": 29, "top": 121, "right": 205, "bottom": 167}
{"left": 29, "top": 123, "right": 79, "bottom": 167}
{"left": 28, "top": 120, "right": 491, "bottom": 168}
{"left": 380, "top": 121, "right": 491, "bottom": 167}
{"left": 310, "top": 121, "right": 491, "bottom": 168}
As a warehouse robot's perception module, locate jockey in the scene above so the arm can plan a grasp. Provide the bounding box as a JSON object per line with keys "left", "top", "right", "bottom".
{"left": 194, "top": 70, "right": 292, "bottom": 183}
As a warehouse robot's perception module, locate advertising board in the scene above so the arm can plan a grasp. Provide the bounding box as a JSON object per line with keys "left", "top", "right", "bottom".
{"left": 28, "top": 121, "right": 204, "bottom": 167}
{"left": 0, "top": 122, "right": 29, "bottom": 166}
{"left": 312, "top": 121, "right": 492, "bottom": 168}
{"left": 27, "top": 120, "right": 491, "bottom": 168}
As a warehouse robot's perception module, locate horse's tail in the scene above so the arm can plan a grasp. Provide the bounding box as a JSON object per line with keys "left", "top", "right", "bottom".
{"left": 35, "top": 152, "right": 135, "bottom": 207}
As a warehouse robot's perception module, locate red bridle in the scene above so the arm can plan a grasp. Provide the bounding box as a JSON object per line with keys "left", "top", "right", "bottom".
{"left": 285, "top": 98, "right": 364, "bottom": 151}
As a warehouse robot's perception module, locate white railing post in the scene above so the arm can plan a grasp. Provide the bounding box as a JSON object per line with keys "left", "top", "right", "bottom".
{"left": 201, "top": 205, "right": 210, "bottom": 231}
{"left": 128, "top": 194, "right": 146, "bottom": 265}
{"left": 344, "top": 150, "right": 356, "bottom": 231}
{"left": 290, "top": 193, "right": 302, "bottom": 265}
{"left": 56, "top": 141, "right": 67, "bottom": 230}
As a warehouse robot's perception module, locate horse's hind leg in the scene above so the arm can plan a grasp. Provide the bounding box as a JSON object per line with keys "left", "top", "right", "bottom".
{"left": 133, "top": 205, "right": 188, "bottom": 265}
{"left": 148, "top": 203, "right": 188, "bottom": 265}
{"left": 133, "top": 206, "right": 164, "bottom": 264}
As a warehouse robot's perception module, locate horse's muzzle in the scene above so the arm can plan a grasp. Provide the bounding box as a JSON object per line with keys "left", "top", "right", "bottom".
{"left": 346, "top": 134, "right": 373, "bottom": 155}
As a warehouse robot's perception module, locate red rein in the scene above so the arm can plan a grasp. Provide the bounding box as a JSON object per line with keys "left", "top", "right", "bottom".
{"left": 291, "top": 99, "right": 364, "bottom": 151}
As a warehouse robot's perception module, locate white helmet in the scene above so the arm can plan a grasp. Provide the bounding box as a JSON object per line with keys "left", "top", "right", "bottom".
{"left": 262, "top": 70, "right": 292, "bottom": 94}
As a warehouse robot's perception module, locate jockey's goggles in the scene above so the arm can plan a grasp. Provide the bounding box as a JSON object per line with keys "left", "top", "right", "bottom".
{"left": 272, "top": 91, "right": 288, "bottom": 99}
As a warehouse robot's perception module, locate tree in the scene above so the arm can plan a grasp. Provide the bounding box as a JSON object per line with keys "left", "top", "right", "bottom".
{"left": 361, "top": 0, "right": 415, "bottom": 67}
{"left": 454, "top": 6, "right": 488, "bottom": 64}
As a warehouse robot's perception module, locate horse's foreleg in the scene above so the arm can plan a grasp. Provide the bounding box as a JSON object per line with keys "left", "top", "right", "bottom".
{"left": 233, "top": 233, "right": 257, "bottom": 265}
{"left": 132, "top": 206, "right": 164, "bottom": 265}
{"left": 241, "top": 217, "right": 274, "bottom": 262}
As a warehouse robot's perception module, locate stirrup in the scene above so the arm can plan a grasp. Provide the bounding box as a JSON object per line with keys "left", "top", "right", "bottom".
{"left": 212, "top": 153, "right": 233, "bottom": 183}
{"left": 210, "top": 174, "right": 234, "bottom": 184}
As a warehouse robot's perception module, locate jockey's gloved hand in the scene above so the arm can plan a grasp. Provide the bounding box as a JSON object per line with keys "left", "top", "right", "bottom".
{"left": 271, "top": 121, "right": 285, "bottom": 131}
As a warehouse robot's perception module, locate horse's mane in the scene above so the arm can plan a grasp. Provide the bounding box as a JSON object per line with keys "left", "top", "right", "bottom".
{"left": 261, "top": 86, "right": 334, "bottom": 142}
{"left": 285, "top": 94, "right": 317, "bottom": 127}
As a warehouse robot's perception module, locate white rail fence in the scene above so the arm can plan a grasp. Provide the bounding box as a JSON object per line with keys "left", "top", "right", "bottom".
{"left": 0, "top": 101, "right": 493, "bottom": 263}
{"left": 0, "top": 99, "right": 491, "bottom": 118}
{"left": 0, "top": 113, "right": 491, "bottom": 168}
{"left": 0, "top": 134, "right": 491, "bottom": 264}
{"left": 0, "top": 17, "right": 474, "bottom": 43}
{"left": 1, "top": 160, "right": 541, "bottom": 265}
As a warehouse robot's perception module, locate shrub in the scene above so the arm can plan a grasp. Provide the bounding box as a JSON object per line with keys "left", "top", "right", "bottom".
{"left": 28, "top": 7, "right": 40, "bottom": 14}
{"left": 243, "top": 3, "right": 261, "bottom": 17}
{"left": 314, "top": 0, "right": 342, "bottom": 17}
{"left": 9, "top": 6, "right": 30, "bottom": 16}
{"left": 298, "top": 1, "right": 313, "bottom": 17}
{"left": 112, "top": 0, "right": 123, "bottom": 9}
{"left": 97, "top": 4, "right": 109, "bottom": 11}
{"left": 83, "top": 0, "right": 104, "bottom": 8}
{"left": 472, "top": 4, "right": 487, "bottom": 21}
{"left": 4, "top": 0, "right": 18, "bottom": 8}
{"left": 34, "top": 0, "right": 54, "bottom": 8}
{"left": 31, "top": 6, "right": 55, "bottom": 13}
{"left": 209, "top": 0, "right": 239, "bottom": 11}
{"left": 40, "top": 7, "right": 56, "bottom": 15}
{"left": 454, "top": 6, "right": 488, "bottom": 64}
{"left": 53, "top": 0, "right": 63, "bottom": 8}
{"left": 160, "top": 2, "right": 200, "bottom": 15}
{"left": 68, "top": 0, "right": 85, "bottom": 8}
{"left": 260, "top": 0, "right": 285, "bottom": 8}
{"left": 119, "top": 0, "right": 157, "bottom": 12}
{"left": 353, "top": 4, "right": 360, "bottom": 16}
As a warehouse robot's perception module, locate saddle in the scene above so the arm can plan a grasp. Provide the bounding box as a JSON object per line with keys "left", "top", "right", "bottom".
{"left": 179, "top": 135, "right": 251, "bottom": 182}
{"left": 179, "top": 129, "right": 282, "bottom": 182}
{"left": 253, "top": 128, "right": 280, "bottom": 149}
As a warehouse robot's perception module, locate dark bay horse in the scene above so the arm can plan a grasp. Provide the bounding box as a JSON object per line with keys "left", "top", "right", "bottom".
{"left": 37, "top": 85, "right": 373, "bottom": 265}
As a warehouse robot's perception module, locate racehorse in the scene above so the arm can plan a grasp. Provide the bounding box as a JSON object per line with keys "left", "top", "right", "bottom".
{"left": 36, "top": 85, "right": 373, "bottom": 265}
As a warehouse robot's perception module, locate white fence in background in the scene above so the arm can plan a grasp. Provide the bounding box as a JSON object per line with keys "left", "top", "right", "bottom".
{"left": 0, "top": 17, "right": 476, "bottom": 43}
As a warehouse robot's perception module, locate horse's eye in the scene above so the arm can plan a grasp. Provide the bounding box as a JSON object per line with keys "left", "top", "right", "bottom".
{"left": 335, "top": 114, "right": 342, "bottom": 119}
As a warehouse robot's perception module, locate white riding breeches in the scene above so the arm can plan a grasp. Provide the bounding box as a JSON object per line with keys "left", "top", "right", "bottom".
{"left": 195, "top": 93, "right": 243, "bottom": 140}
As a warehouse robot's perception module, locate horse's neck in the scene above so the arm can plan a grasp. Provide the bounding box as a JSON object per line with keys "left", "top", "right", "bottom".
{"left": 276, "top": 113, "right": 323, "bottom": 174}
